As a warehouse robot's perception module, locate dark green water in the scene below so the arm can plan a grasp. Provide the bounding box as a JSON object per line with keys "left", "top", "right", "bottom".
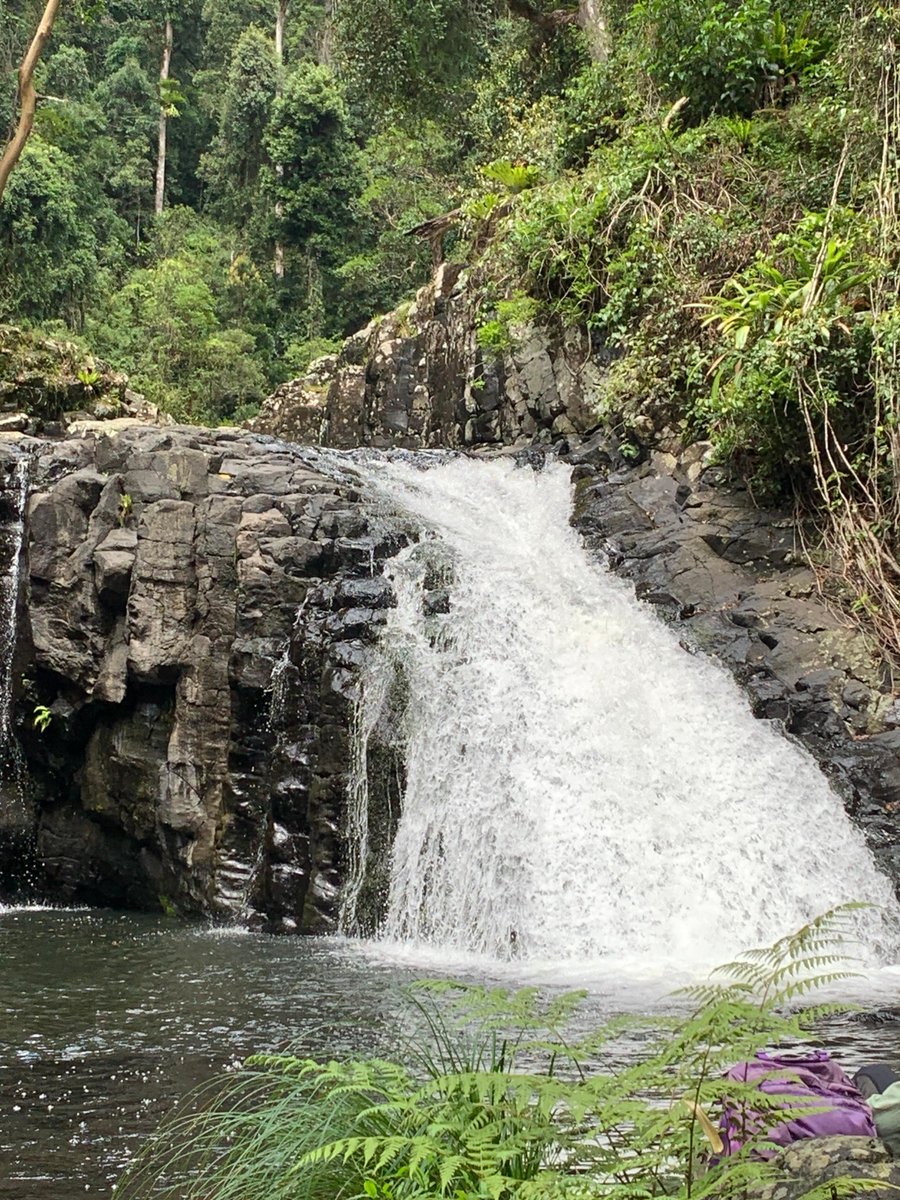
{"left": 0, "top": 908, "right": 426, "bottom": 1199}
{"left": 2, "top": 907, "right": 900, "bottom": 1200}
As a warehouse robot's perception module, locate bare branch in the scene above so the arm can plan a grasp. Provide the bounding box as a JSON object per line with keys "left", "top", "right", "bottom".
{"left": 0, "top": 0, "right": 63, "bottom": 204}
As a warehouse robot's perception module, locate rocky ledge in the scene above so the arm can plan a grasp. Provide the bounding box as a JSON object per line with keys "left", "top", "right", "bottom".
{"left": 757, "top": 1136, "right": 900, "bottom": 1200}
{"left": 0, "top": 426, "right": 410, "bottom": 930}
{"left": 0, "top": 324, "right": 164, "bottom": 436}
{"left": 250, "top": 262, "right": 604, "bottom": 451}
{"left": 569, "top": 439, "right": 900, "bottom": 888}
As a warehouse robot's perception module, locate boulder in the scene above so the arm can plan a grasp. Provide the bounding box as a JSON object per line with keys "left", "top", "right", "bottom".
{"left": 755, "top": 1136, "right": 900, "bottom": 1200}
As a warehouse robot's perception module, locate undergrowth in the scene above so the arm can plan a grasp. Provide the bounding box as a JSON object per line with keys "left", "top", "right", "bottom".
{"left": 463, "top": 2, "right": 900, "bottom": 660}
{"left": 117, "top": 904, "right": 879, "bottom": 1200}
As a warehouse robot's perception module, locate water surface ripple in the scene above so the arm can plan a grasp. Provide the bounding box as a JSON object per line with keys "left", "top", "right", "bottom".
{"left": 3, "top": 907, "right": 900, "bottom": 1200}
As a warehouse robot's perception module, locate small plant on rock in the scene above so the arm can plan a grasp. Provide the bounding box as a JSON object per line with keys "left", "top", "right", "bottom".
{"left": 476, "top": 294, "right": 541, "bottom": 355}
{"left": 32, "top": 704, "right": 52, "bottom": 733}
{"left": 77, "top": 367, "right": 101, "bottom": 389}
{"left": 482, "top": 160, "right": 542, "bottom": 195}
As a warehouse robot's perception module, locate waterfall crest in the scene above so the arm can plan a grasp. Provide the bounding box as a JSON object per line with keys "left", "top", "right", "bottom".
{"left": 341, "top": 455, "right": 899, "bottom": 970}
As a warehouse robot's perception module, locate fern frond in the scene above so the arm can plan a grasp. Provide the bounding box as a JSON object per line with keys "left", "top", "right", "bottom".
{"left": 118, "top": 908, "right": 878, "bottom": 1200}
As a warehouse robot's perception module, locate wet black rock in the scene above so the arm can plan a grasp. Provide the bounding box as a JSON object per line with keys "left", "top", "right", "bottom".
{"left": 570, "top": 450, "right": 900, "bottom": 893}
{"left": 0, "top": 426, "right": 407, "bottom": 931}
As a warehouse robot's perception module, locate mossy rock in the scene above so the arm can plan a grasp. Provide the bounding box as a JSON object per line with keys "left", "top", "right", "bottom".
{"left": 0, "top": 325, "right": 127, "bottom": 423}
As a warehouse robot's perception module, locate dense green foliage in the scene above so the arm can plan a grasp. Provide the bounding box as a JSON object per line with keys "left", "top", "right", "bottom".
{"left": 1, "top": 0, "right": 582, "bottom": 421}
{"left": 0, "top": 0, "right": 460, "bottom": 420}
{"left": 119, "top": 907, "right": 870, "bottom": 1200}
{"left": 454, "top": 0, "right": 900, "bottom": 653}
{"left": 2, "top": 0, "right": 899, "bottom": 646}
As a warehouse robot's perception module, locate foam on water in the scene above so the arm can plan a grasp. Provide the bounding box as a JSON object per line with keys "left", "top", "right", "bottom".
{"left": 340, "top": 454, "right": 900, "bottom": 974}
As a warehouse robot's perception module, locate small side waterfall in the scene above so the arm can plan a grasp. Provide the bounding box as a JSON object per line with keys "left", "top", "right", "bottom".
{"left": 0, "top": 457, "right": 29, "bottom": 789}
{"left": 341, "top": 455, "right": 900, "bottom": 971}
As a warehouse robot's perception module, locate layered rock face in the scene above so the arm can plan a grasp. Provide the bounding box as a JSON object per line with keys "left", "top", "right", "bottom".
{"left": 252, "top": 263, "right": 900, "bottom": 899}
{"left": 252, "top": 263, "right": 604, "bottom": 451}
{"left": 571, "top": 444, "right": 900, "bottom": 886}
{"left": 0, "top": 427, "right": 406, "bottom": 930}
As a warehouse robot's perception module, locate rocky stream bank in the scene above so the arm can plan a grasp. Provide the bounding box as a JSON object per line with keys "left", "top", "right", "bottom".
{"left": 0, "top": 427, "right": 412, "bottom": 929}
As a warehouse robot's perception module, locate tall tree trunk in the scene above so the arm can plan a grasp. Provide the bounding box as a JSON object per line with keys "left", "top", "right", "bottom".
{"left": 577, "top": 0, "right": 610, "bottom": 61}
{"left": 274, "top": 0, "right": 287, "bottom": 279}
{"left": 275, "top": 0, "right": 287, "bottom": 61}
{"left": 0, "top": 0, "right": 62, "bottom": 204}
{"left": 506, "top": 0, "right": 611, "bottom": 59}
{"left": 154, "top": 17, "right": 173, "bottom": 216}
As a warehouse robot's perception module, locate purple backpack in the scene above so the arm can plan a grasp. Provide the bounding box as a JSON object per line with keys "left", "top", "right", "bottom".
{"left": 721, "top": 1050, "right": 876, "bottom": 1156}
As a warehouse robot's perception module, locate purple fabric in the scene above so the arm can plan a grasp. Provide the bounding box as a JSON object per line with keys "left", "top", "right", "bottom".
{"left": 721, "top": 1050, "right": 876, "bottom": 1156}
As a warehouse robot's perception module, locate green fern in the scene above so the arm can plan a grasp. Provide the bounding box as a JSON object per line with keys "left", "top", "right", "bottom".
{"left": 117, "top": 905, "right": 883, "bottom": 1200}
{"left": 481, "top": 160, "right": 542, "bottom": 194}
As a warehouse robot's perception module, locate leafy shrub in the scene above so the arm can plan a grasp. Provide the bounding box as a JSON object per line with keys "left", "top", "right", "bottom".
{"left": 476, "top": 294, "right": 541, "bottom": 354}
{"left": 284, "top": 336, "right": 342, "bottom": 378}
{"left": 703, "top": 210, "right": 872, "bottom": 353}
{"left": 463, "top": 191, "right": 504, "bottom": 223}
{"left": 698, "top": 209, "right": 875, "bottom": 495}
{"left": 558, "top": 62, "right": 632, "bottom": 168}
{"left": 628, "top": 0, "right": 829, "bottom": 119}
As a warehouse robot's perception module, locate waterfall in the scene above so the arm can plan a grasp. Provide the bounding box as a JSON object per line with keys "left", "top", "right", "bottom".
{"left": 0, "top": 457, "right": 29, "bottom": 779}
{"left": 341, "top": 454, "right": 900, "bottom": 971}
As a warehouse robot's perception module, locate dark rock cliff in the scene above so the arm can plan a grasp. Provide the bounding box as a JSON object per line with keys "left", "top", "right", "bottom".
{"left": 251, "top": 263, "right": 604, "bottom": 452}
{"left": 0, "top": 427, "right": 408, "bottom": 930}
{"left": 252, "top": 262, "right": 900, "bottom": 896}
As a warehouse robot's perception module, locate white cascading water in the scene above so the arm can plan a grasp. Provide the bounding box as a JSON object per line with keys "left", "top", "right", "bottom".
{"left": 340, "top": 454, "right": 900, "bottom": 972}
{"left": 0, "top": 458, "right": 29, "bottom": 767}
